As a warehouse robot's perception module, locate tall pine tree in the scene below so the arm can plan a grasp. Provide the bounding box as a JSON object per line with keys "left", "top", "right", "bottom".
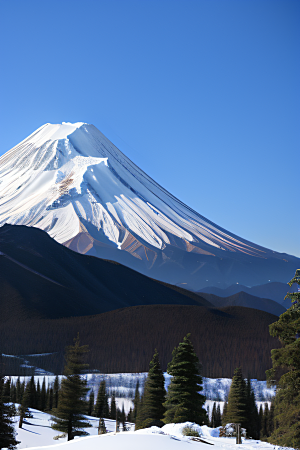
{"left": 51, "top": 335, "right": 91, "bottom": 441}
{"left": 266, "top": 269, "right": 300, "bottom": 448}
{"left": 135, "top": 350, "right": 166, "bottom": 429}
{"left": 222, "top": 367, "right": 247, "bottom": 429}
{"left": 94, "top": 380, "right": 108, "bottom": 418}
{"left": 245, "top": 378, "right": 260, "bottom": 439}
{"left": 163, "top": 334, "right": 207, "bottom": 425}
{"left": 0, "top": 374, "right": 19, "bottom": 450}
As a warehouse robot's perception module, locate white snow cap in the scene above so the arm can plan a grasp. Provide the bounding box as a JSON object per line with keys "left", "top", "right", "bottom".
{"left": 0, "top": 122, "right": 268, "bottom": 256}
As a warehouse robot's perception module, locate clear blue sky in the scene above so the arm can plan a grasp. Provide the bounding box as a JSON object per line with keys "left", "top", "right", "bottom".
{"left": 0, "top": 0, "right": 299, "bottom": 257}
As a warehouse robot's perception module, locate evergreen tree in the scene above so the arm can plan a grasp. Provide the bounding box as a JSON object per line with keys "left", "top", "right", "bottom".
{"left": 18, "top": 379, "right": 34, "bottom": 428}
{"left": 120, "top": 403, "right": 126, "bottom": 430}
{"left": 221, "top": 401, "right": 228, "bottom": 424}
{"left": 51, "top": 335, "right": 91, "bottom": 441}
{"left": 40, "top": 378, "right": 47, "bottom": 412}
{"left": 133, "top": 380, "right": 140, "bottom": 423}
{"left": 10, "top": 383, "right": 16, "bottom": 405}
{"left": 135, "top": 350, "right": 166, "bottom": 429}
{"left": 15, "top": 378, "right": 22, "bottom": 404}
{"left": 163, "top": 334, "right": 207, "bottom": 424}
{"left": 222, "top": 368, "right": 247, "bottom": 429}
{"left": 0, "top": 375, "right": 19, "bottom": 450}
{"left": 210, "top": 402, "right": 222, "bottom": 428}
{"left": 268, "top": 402, "right": 275, "bottom": 437}
{"left": 53, "top": 376, "right": 59, "bottom": 410}
{"left": 47, "top": 387, "right": 53, "bottom": 412}
{"left": 216, "top": 404, "right": 222, "bottom": 427}
{"left": 245, "top": 378, "right": 259, "bottom": 439}
{"left": 258, "top": 404, "right": 263, "bottom": 438}
{"left": 3, "top": 379, "right": 11, "bottom": 404}
{"left": 94, "top": 381, "right": 108, "bottom": 418}
{"left": 36, "top": 380, "right": 41, "bottom": 410}
{"left": 87, "top": 390, "right": 94, "bottom": 416}
{"left": 266, "top": 269, "right": 300, "bottom": 448}
{"left": 210, "top": 402, "right": 217, "bottom": 428}
{"left": 110, "top": 393, "right": 117, "bottom": 420}
{"left": 26, "top": 376, "right": 37, "bottom": 409}
{"left": 135, "top": 392, "right": 144, "bottom": 430}
{"left": 127, "top": 407, "right": 134, "bottom": 423}
{"left": 260, "top": 403, "right": 269, "bottom": 438}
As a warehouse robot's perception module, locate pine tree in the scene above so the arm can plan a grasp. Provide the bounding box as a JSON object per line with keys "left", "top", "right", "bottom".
{"left": 0, "top": 375, "right": 19, "bottom": 450}
{"left": 36, "top": 380, "right": 41, "bottom": 410}
{"left": 3, "top": 379, "right": 11, "bottom": 404}
{"left": 51, "top": 335, "right": 91, "bottom": 441}
{"left": 245, "top": 378, "right": 259, "bottom": 439}
{"left": 40, "top": 378, "right": 47, "bottom": 412}
{"left": 133, "top": 380, "right": 140, "bottom": 423}
{"left": 10, "top": 383, "right": 16, "bottom": 404}
{"left": 163, "top": 334, "right": 207, "bottom": 424}
{"left": 47, "top": 387, "right": 53, "bottom": 412}
{"left": 110, "top": 393, "right": 116, "bottom": 420}
{"left": 94, "top": 381, "right": 108, "bottom": 418}
{"left": 268, "top": 402, "right": 275, "bottom": 437}
{"left": 258, "top": 404, "right": 263, "bottom": 438}
{"left": 210, "top": 402, "right": 217, "bottom": 427}
{"left": 221, "top": 401, "right": 228, "bottom": 424}
{"left": 18, "top": 378, "right": 35, "bottom": 428}
{"left": 15, "top": 378, "right": 22, "bottom": 404}
{"left": 120, "top": 403, "right": 126, "bottom": 430}
{"left": 210, "top": 402, "right": 222, "bottom": 428}
{"left": 215, "top": 403, "right": 222, "bottom": 427}
{"left": 260, "top": 403, "right": 269, "bottom": 438}
{"left": 266, "top": 269, "right": 300, "bottom": 448}
{"left": 135, "top": 350, "right": 166, "bottom": 429}
{"left": 222, "top": 368, "right": 247, "bottom": 429}
{"left": 53, "top": 376, "right": 59, "bottom": 410}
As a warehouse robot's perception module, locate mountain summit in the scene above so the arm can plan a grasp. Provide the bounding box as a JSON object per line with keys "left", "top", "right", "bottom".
{"left": 0, "top": 122, "right": 298, "bottom": 289}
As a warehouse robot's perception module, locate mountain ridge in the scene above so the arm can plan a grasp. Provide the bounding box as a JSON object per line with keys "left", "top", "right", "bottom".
{"left": 0, "top": 224, "right": 211, "bottom": 322}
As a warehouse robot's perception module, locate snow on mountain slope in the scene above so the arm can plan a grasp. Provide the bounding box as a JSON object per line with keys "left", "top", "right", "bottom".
{"left": 0, "top": 122, "right": 298, "bottom": 289}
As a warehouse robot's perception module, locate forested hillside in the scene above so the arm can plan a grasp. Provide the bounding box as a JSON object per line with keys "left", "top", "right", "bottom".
{"left": 1, "top": 305, "right": 280, "bottom": 379}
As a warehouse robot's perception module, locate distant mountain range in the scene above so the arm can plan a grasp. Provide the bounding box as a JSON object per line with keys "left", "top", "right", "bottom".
{"left": 197, "top": 282, "right": 297, "bottom": 305}
{"left": 198, "top": 291, "right": 286, "bottom": 316}
{"left": 0, "top": 122, "right": 299, "bottom": 290}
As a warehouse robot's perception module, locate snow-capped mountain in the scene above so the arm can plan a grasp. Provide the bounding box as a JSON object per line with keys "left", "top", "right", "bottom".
{"left": 0, "top": 122, "right": 298, "bottom": 290}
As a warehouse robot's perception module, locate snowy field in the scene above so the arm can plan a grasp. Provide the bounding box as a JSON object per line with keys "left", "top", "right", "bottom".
{"left": 12, "top": 407, "right": 292, "bottom": 450}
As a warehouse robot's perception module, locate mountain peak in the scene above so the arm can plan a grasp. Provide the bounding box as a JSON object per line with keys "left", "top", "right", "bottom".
{"left": 22, "top": 122, "right": 89, "bottom": 147}
{"left": 0, "top": 123, "right": 299, "bottom": 290}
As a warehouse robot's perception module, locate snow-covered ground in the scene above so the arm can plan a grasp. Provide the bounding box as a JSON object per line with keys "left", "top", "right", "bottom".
{"left": 11, "top": 407, "right": 291, "bottom": 450}
{"left": 9, "top": 372, "right": 276, "bottom": 402}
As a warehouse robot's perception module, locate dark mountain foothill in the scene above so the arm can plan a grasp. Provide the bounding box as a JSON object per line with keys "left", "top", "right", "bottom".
{"left": 0, "top": 224, "right": 211, "bottom": 322}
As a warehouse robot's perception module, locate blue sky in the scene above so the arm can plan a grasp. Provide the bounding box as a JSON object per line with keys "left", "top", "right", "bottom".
{"left": 0, "top": 0, "right": 299, "bottom": 257}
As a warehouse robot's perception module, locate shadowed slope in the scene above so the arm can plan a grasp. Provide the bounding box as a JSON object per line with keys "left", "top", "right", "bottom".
{"left": 0, "top": 224, "right": 211, "bottom": 321}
